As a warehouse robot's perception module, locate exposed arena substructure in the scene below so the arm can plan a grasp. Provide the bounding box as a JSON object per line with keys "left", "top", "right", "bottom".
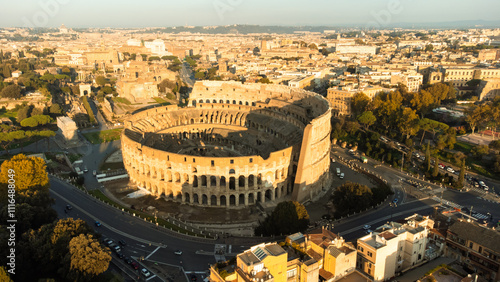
{"left": 121, "top": 81, "right": 332, "bottom": 208}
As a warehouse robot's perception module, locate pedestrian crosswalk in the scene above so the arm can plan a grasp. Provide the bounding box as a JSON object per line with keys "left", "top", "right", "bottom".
{"left": 431, "top": 196, "right": 489, "bottom": 221}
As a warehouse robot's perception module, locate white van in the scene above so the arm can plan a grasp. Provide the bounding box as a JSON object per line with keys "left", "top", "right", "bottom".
{"left": 336, "top": 168, "right": 341, "bottom": 176}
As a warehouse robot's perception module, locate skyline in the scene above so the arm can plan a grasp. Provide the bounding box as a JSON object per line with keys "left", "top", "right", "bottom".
{"left": 1, "top": 0, "right": 500, "bottom": 29}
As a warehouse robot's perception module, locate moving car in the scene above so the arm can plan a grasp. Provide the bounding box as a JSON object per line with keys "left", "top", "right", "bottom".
{"left": 174, "top": 250, "right": 183, "bottom": 255}
{"left": 363, "top": 224, "right": 371, "bottom": 230}
{"left": 65, "top": 205, "right": 73, "bottom": 210}
{"left": 392, "top": 198, "right": 399, "bottom": 204}
{"left": 339, "top": 173, "right": 344, "bottom": 179}
{"left": 95, "top": 221, "right": 101, "bottom": 227}
{"left": 336, "top": 168, "right": 341, "bottom": 176}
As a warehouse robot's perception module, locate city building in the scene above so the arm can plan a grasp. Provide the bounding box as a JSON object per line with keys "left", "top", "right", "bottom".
{"left": 445, "top": 220, "right": 500, "bottom": 281}
{"left": 326, "top": 85, "right": 385, "bottom": 116}
{"left": 57, "top": 116, "right": 78, "bottom": 142}
{"left": 357, "top": 215, "right": 434, "bottom": 281}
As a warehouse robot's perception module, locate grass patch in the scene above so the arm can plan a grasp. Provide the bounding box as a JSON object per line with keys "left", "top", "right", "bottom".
{"left": 100, "top": 162, "right": 124, "bottom": 171}
{"left": 83, "top": 129, "right": 122, "bottom": 144}
{"left": 455, "top": 141, "right": 473, "bottom": 154}
{"left": 68, "top": 153, "right": 83, "bottom": 163}
{"left": 87, "top": 190, "right": 200, "bottom": 237}
{"left": 112, "top": 97, "right": 132, "bottom": 105}
{"left": 153, "top": 97, "right": 172, "bottom": 106}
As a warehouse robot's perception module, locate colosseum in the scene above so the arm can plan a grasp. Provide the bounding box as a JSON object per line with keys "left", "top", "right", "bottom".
{"left": 121, "top": 81, "right": 331, "bottom": 208}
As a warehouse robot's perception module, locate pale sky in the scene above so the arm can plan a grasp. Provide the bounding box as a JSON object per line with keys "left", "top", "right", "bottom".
{"left": 0, "top": 0, "right": 498, "bottom": 28}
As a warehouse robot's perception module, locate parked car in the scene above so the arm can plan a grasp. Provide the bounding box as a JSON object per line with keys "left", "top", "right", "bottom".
{"left": 363, "top": 224, "right": 371, "bottom": 230}
{"left": 124, "top": 257, "right": 133, "bottom": 264}
{"left": 446, "top": 166, "right": 455, "bottom": 173}
{"left": 438, "top": 163, "right": 445, "bottom": 169}
{"left": 118, "top": 240, "right": 127, "bottom": 246}
{"left": 190, "top": 274, "right": 198, "bottom": 281}
{"left": 130, "top": 261, "right": 139, "bottom": 270}
{"left": 65, "top": 205, "right": 72, "bottom": 210}
{"left": 105, "top": 239, "right": 114, "bottom": 246}
{"left": 339, "top": 173, "right": 344, "bottom": 179}
{"left": 141, "top": 268, "right": 151, "bottom": 278}
{"left": 116, "top": 251, "right": 124, "bottom": 259}
{"left": 95, "top": 221, "right": 101, "bottom": 227}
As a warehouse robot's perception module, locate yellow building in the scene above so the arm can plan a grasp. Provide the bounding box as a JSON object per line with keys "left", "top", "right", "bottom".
{"left": 210, "top": 242, "right": 320, "bottom": 282}
{"left": 326, "top": 85, "right": 385, "bottom": 116}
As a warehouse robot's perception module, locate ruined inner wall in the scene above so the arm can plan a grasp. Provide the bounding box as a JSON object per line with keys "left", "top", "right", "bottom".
{"left": 121, "top": 81, "right": 331, "bottom": 207}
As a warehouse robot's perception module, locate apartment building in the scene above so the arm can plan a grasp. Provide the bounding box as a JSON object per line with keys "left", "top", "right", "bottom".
{"left": 445, "top": 220, "right": 500, "bottom": 282}
{"left": 286, "top": 228, "right": 357, "bottom": 282}
{"left": 326, "top": 85, "right": 385, "bottom": 116}
{"left": 210, "top": 242, "right": 320, "bottom": 282}
{"left": 390, "top": 72, "right": 424, "bottom": 92}
{"left": 357, "top": 215, "right": 433, "bottom": 281}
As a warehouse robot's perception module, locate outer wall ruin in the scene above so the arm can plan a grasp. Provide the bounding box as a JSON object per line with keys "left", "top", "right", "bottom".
{"left": 121, "top": 81, "right": 331, "bottom": 208}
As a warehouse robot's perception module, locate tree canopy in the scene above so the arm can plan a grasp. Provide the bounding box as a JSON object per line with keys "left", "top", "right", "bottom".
{"left": 255, "top": 201, "right": 309, "bottom": 236}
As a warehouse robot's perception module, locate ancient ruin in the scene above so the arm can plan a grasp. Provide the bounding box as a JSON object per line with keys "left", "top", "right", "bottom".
{"left": 121, "top": 81, "right": 331, "bottom": 208}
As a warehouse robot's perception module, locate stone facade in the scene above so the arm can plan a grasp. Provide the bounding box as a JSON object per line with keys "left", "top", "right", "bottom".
{"left": 121, "top": 81, "right": 331, "bottom": 208}
{"left": 57, "top": 116, "right": 78, "bottom": 142}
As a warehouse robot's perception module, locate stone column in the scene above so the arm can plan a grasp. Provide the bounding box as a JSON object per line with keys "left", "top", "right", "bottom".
{"left": 244, "top": 194, "right": 249, "bottom": 206}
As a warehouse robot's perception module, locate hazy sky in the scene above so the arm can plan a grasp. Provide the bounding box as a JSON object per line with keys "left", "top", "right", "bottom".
{"left": 1, "top": 0, "right": 499, "bottom": 28}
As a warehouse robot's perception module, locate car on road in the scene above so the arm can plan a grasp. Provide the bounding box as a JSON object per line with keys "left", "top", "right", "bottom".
{"left": 339, "top": 173, "right": 344, "bottom": 179}
{"left": 336, "top": 168, "right": 341, "bottom": 176}
{"left": 478, "top": 181, "right": 486, "bottom": 188}
{"left": 83, "top": 166, "right": 88, "bottom": 173}
{"left": 130, "top": 261, "right": 139, "bottom": 270}
{"left": 363, "top": 224, "right": 371, "bottom": 230}
{"left": 118, "top": 240, "right": 127, "bottom": 246}
{"left": 365, "top": 229, "right": 373, "bottom": 234}
{"left": 174, "top": 250, "right": 183, "bottom": 255}
{"left": 95, "top": 221, "right": 101, "bottom": 227}
{"left": 190, "top": 274, "right": 198, "bottom": 281}
{"left": 438, "top": 163, "right": 445, "bottom": 169}
{"left": 446, "top": 166, "right": 455, "bottom": 173}
{"left": 65, "top": 205, "right": 72, "bottom": 210}
{"left": 141, "top": 268, "right": 151, "bottom": 278}
{"left": 124, "top": 257, "right": 133, "bottom": 264}
{"left": 112, "top": 245, "right": 121, "bottom": 252}
{"left": 115, "top": 251, "right": 124, "bottom": 259}
{"left": 93, "top": 170, "right": 97, "bottom": 176}
{"left": 392, "top": 198, "right": 399, "bottom": 204}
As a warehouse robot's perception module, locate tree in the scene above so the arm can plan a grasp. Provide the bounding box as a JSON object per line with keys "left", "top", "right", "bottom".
{"left": 331, "top": 182, "right": 373, "bottom": 217}
{"left": 457, "top": 159, "right": 465, "bottom": 188}
{"left": 255, "top": 201, "right": 309, "bottom": 236}
{"left": 66, "top": 234, "right": 111, "bottom": 280}
{"left": 49, "top": 103, "right": 62, "bottom": 115}
{"left": 425, "top": 141, "right": 431, "bottom": 172}
{"left": 0, "top": 267, "right": 12, "bottom": 282}
{"left": 357, "top": 111, "right": 376, "bottom": 129}
{"left": 351, "top": 92, "right": 371, "bottom": 117}
{"left": 258, "top": 77, "right": 272, "bottom": 84}
{"left": 95, "top": 76, "right": 107, "bottom": 87}
{"left": 0, "top": 84, "right": 22, "bottom": 99}
{"left": 397, "top": 107, "right": 419, "bottom": 139}
{"left": 17, "top": 105, "right": 33, "bottom": 121}
{"left": 425, "top": 44, "right": 434, "bottom": 52}
{"left": 409, "top": 90, "right": 434, "bottom": 118}
{"left": 3, "top": 65, "right": 11, "bottom": 78}
{"left": 0, "top": 154, "right": 49, "bottom": 193}
{"left": 432, "top": 156, "right": 439, "bottom": 177}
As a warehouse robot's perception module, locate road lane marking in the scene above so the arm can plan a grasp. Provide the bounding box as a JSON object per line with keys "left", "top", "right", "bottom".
{"left": 145, "top": 246, "right": 161, "bottom": 260}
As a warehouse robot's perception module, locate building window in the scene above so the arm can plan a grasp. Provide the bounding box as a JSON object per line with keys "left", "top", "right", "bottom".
{"left": 249, "top": 158, "right": 253, "bottom": 163}
{"left": 211, "top": 160, "right": 214, "bottom": 167}
{"left": 469, "top": 242, "right": 473, "bottom": 249}
{"left": 368, "top": 251, "right": 373, "bottom": 257}
{"left": 230, "top": 160, "right": 234, "bottom": 164}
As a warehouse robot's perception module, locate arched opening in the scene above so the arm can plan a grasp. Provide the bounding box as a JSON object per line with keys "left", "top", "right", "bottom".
{"left": 193, "top": 175, "right": 198, "bottom": 187}
{"left": 229, "top": 195, "right": 236, "bottom": 206}
{"left": 248, "top": 193, "right": 255, "bottom": 204}
{"left": 229, "top": 169, "right": 235, "bottom": 174}
{"left": 175, "top": 172, "right": 180, "bottom": 183}
{"left": 238, "top": 176, "right": 245, "bottom": 188}
{"left": 184, "top": 193, "right": 190, "bottom": 203}
{"left": 248, "top": 175, "right": 255, "bottom": 187}
{"left": 201, "top": 175, "right": 207, "bottom": 186}
{"left": 202, "top": 194, "right": 208, "bottom": 205}
{"left": 265, "top": 190, "right": 272, "bottom": 202}
{"left": 210, "top": 195, "right": 217, "bottom": 206}
{"left": 229, "top": 177, "right": 236, "bottom": 190}
{"left": 239, "top": 194, "right": 245, "bottom": 205}
{"left": 193, "top": 194, "right": 199, "bottom": 204}
{"left": 220, "top": 176, "right": 226, "bottom": 187}
{"left": 256, "top": 192, "right": 262, "bottom": 203}
{"left": 220, "top": 195, "right": 227, "bottom": 206}
{"left": 257, "top": 173, "right": 262, "bottom": 185}
{"left": 210, "top": 176, "right": 217, "bottom": 187}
